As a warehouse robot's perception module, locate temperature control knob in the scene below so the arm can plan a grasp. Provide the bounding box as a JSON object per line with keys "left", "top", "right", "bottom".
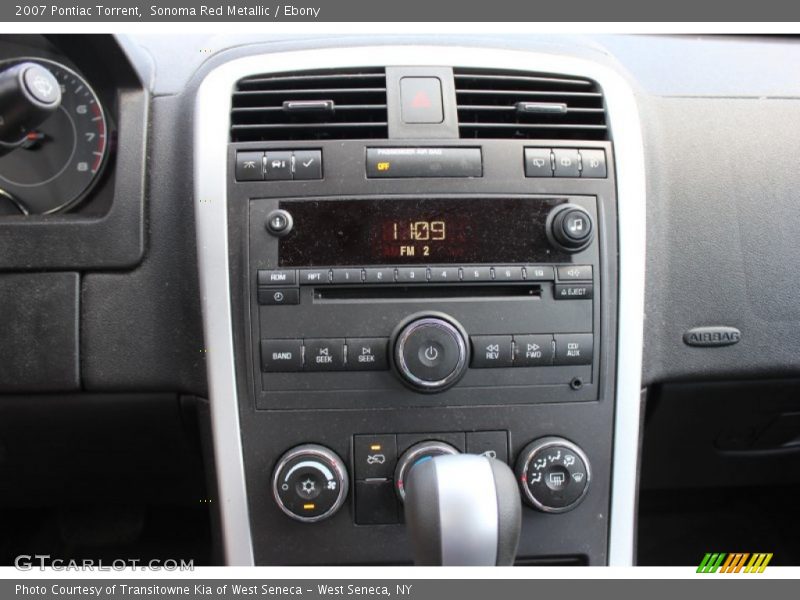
{"left": 394, "top": 441, "right": 460, "bottom": 502}
{"left": 271, "top": 444, "right": 349, "bottom": 523}
{"left": 515, "top": 437, "right": 591, "bottom": 513}
{"left": 392, "top": 314, "right": 469, "bottom": 393}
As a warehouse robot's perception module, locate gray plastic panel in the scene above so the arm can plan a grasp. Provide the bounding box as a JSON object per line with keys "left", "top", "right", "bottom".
{"left": 642, "top": 97, "right": 800, "bottom": 385}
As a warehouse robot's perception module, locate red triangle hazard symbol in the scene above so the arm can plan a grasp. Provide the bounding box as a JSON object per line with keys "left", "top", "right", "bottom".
{"left": 411, "top": 90, "right": 432, "bottom": 108}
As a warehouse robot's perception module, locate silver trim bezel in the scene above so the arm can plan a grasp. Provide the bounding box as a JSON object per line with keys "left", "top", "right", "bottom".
{"left": 270, "top": 444, "right": 350, "bottom": 524}
{"left": 395, "top": 317, "right": 468, "bottom": 390}
{"left": 193, "top": 44, "right": 646, "bottom": 566}
{"left": 394, "top": 440, "right": 460, "bottom": 502}
{"left": 516, "top": 436, "right": 592, "bottom": 514}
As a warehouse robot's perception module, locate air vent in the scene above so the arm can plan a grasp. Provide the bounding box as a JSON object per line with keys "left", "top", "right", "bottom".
{"left": 230, "top": 68, "right": 388, "bottom": 142}
{"left": 454, "top": 68, "right": 608, "bottom": 140}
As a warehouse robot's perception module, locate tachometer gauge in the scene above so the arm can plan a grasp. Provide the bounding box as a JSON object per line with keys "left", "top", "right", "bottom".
{"left": 0, "top": 58, "right": 110, "bottom": 214}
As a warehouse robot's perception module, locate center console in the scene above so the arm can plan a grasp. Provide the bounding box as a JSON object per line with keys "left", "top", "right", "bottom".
{"left": 193, "top": 46, "right": 646, "bottom": 566}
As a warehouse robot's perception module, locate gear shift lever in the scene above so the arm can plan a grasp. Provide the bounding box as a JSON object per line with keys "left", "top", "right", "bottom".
{"left": 403, "top": 454, "right": 521, "bottom": 565}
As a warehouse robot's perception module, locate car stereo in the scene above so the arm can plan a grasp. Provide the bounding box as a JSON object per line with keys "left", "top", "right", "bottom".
{"left": 247, "top": 192, "right": 599, "bottom": 409}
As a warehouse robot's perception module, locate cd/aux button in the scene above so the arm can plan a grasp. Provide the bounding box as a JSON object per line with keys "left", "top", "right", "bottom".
{"left": 554, "top": 334, "right": 593, "bottom": 366}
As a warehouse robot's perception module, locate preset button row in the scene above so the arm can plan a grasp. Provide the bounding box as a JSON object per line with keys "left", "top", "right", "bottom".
{"left": 293, "top": 265, "right": 557, "bottom": 285}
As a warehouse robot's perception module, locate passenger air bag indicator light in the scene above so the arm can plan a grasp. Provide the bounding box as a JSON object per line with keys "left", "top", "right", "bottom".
{"left": 377, "top": 162, "right": 390, "bottom": 171}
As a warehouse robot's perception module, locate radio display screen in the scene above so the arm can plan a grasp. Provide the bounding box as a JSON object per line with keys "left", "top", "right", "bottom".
{"left": 278, "top": 197, "right": 571, "bottom": 266}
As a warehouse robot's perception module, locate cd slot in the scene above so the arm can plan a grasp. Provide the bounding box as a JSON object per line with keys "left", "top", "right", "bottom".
{"left": 315, "top": 284, "right": 541, "bottom": 301}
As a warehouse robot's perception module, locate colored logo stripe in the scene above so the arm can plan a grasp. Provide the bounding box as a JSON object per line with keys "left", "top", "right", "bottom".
{"left": 745, "top": 553, "right": 773, "bottom": 573}
{"left": 697, "top": 553, "right": 773, "bottom": 573}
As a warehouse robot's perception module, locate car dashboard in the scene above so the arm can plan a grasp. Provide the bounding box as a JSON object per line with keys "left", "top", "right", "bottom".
{"left": 1, "top": 33, "right": 799, "bottom": 568}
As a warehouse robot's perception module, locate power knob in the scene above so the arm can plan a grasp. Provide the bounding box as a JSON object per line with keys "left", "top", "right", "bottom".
{"left": 271, "top": 444, "right": 349, "bottom": 523}
{"left": 515, "top": 437, "right": 591, "bottom": 513}
{"left": 548, "top": 205, "right": 594, "bottom": 251}
{"left": 392, "top": 313, "right": 470, "bottom": 393}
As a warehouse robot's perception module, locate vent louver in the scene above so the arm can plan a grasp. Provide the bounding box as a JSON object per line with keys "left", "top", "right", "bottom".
{"left": 230, "top": 68, "right": 388, "bottom": 142}
{"left": 454, "top": 68, "right": 608, "bottom": 140}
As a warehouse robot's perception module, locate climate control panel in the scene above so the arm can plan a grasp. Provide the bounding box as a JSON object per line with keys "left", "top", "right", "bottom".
{"left": 270, "top": 435, "right": 591, "bottom": 525}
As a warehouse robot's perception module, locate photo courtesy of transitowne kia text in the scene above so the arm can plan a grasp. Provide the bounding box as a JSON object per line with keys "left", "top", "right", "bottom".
{"left": 34, "top": 4, "right": 322, "bottom": 18}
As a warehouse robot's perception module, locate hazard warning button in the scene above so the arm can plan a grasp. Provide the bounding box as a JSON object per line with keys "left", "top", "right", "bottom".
{"left": 400, "top": 77, "right": 444, "bottom": 124}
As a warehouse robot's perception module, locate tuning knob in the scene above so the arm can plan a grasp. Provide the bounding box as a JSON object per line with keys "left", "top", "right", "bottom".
{"left": 271, "top": 444, "right": 349, "bottom": 523}
{"left": 392, "top": 314, "right": 469, "bottom": 393}
{"left": 515, "top": 437, "right": 591, "bottom": 513}
{"left": 549, "top": 205, "right": 594, "bottom": 251}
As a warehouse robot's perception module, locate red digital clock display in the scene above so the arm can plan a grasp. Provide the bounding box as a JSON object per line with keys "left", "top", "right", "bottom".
{"left": 378, "top": 218, "right": 469, "bottom": 260}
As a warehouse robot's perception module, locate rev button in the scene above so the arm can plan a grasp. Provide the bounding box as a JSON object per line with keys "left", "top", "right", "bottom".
{"left": 470, "top": 335, "right": 513, "bottom": 368}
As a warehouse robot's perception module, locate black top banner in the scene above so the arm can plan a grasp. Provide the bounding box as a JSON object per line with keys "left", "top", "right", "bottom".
{"left": 2, "top": 0, "right": 800, "bottom": 22}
